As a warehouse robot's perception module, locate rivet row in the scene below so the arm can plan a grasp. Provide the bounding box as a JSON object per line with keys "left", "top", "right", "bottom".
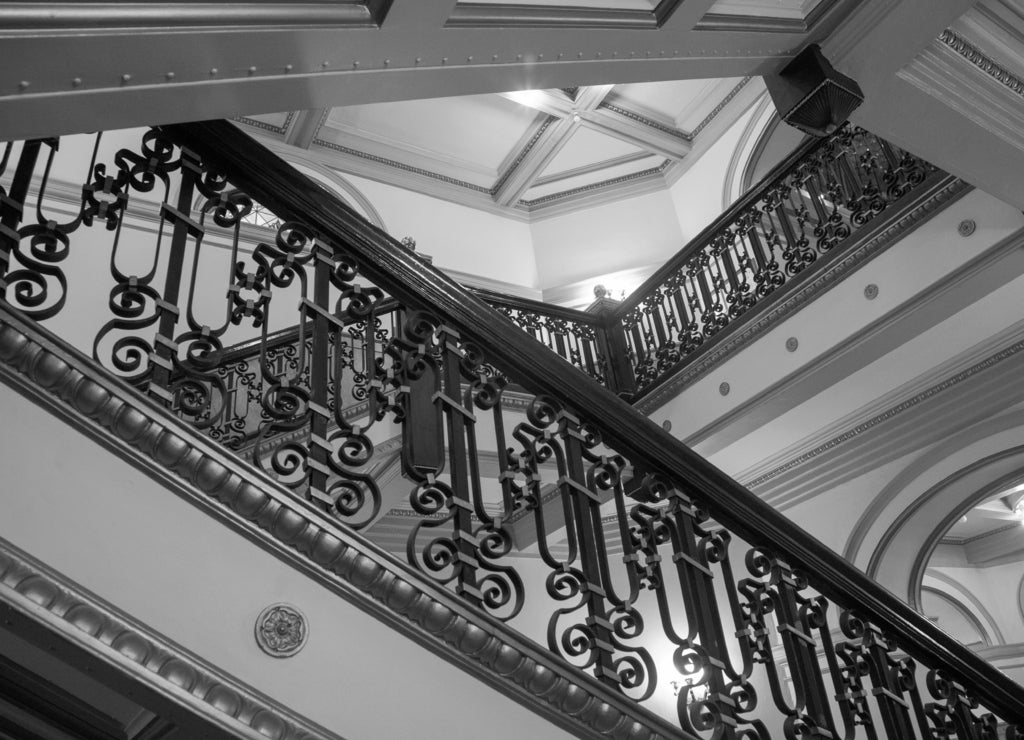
{"left": 10, "top": 47, "right": 788, "bottom": 92}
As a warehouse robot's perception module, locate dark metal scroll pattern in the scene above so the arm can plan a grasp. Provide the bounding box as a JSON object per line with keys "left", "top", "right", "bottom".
{"left": 619, "top": 126, "right": 934, "bottom": 393}
{"left": 499, "top": 395, "right": 656, "bottom": 698}
{"left": 3, "top": 129, "right": 1024, "bottom": 737}
{"left": 491, "top": 303, "right": 608, "bottom": 384}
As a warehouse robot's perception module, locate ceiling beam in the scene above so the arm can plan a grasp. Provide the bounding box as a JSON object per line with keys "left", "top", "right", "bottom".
{"left": 284, "top": 108, "right": 330, "bottom": 148}
{"left": 582, "top": 107, "right": 691, "bottom": 159}
{"left": 502, "top": 84, "right": 691, "bottom": 159}
{"left": 492, "top": 115, "right": 580, "bottom": 206}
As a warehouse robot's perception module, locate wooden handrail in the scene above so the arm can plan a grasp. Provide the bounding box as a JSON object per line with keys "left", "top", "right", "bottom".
{"left": 159, "top": 119, "right": 1024, "bottom": 724}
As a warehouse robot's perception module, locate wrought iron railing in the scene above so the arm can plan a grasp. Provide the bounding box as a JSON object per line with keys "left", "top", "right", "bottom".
{"left": 1, "top": 124, "right": 1021, "bottom": 737}
{"left": 606, "top": 126, "right": 947, "bottom": 398}
{"left": 199, "top": 125, "right": 953, "bottom": 406}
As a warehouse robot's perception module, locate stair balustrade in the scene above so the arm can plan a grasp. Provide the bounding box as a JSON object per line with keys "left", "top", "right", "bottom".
{"left": 0, "top": 122, "right": 1020, "bottom": 738}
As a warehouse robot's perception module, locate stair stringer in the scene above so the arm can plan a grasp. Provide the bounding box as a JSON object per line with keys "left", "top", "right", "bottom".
{"left": 0, "top": 306, "right": 687, "bottom": 740}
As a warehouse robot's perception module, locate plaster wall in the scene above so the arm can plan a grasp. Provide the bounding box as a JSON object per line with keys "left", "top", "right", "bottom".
{"left": 342, "top": 173, "right": 541, "bottom": 293}
{"left": 528, "top": 187, "right": 687, "bottom": 292}
{"left": 653, "top": 190, "right": 1024, "bottom": 472}
{"left": 666, "top": 102, "right": 757, "bottom": 240}
{"left": 0, "top": 382, "right": 574, "bottom": 740}
{"left": 930, "top": 562, "right": 1024, "bottom": 645}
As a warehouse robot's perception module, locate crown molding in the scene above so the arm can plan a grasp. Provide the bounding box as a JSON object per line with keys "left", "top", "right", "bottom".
{"left": 898, "top": 34, "right": 1024, "bottom": 154}
{"left": 0, "top": 308, "right": 682, "bottom": 740}
{"left": 938, "top": 28, "right": 1024, "bottom": 98}
{"left": 0, "top": 537, "right": 344, "bottom": 740}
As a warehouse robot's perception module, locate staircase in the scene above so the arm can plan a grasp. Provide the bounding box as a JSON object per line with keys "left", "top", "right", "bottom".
{"left": 0, "top": 121, "right": 1020, "bottom": 739}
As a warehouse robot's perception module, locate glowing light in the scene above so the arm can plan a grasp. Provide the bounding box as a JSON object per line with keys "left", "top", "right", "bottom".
{"left": 504, "top": 89, "right": 549, "bottom": 109}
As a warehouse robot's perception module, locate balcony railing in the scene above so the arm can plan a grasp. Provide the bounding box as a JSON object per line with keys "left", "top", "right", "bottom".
{"left": 200, "top": 126, "right": 953, "bottom": 410}
{"left": 1, "top": 123, "right": 1020, "bottom": 738}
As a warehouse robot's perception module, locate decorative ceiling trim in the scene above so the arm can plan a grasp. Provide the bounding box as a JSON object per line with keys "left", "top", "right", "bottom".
{"left": 899, "top": 35, "right": 1024, "bottom": 155}
{"left": 313, "top": 138, "right": 494, "bottom": 194}
{"left": 597, "top": 103, "right": 691, "bottom": 141}
{"left": 939, "top": 28, "right": 1024, "bottom": 98}
{"left": 492, "top": 115, "right": 558, "bottom": 196}
{"left": 0, "top": 537, "right": 344, "bottom": 740}
{"left": 520, "top": 159, "right": 670, "bottom": 208}
{"left": 235, "top": 111, "right": 296, "bottom": 136}
{"left": 531, "top": 151, "right": 656, "bottom": 187}
{"left": 689, "top": 76, "right": 753, "bottom": 138}
{"left": 246, "top": 77, "right": 755, "bottom": 221}
{"left": 635, "top": 174, "right": 971, "bottom": 415}
{"left": 0, "top": 309, "right": 679, "bottom": 740}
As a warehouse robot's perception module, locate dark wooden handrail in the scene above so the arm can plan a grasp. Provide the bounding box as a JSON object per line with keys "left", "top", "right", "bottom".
{"left": 159, "top": 119, "right": 1024, "bottom": 724}
{"left": 469, "top": 286, "right": 603, "bottom": 326}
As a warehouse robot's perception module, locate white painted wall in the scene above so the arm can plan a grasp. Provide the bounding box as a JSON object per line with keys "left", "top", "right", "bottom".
{"left": 654, "top": 190, "right": 1024, "bottom": 476}
{"left": 0, "top": 384, "right": 574, "bottom": 740}
{"left": 528, "top": 188, "right": 686, "bottom": 294}
{"left": 666, "top": 103, "right": 758, "bottom": 243}
{"left": 343, "top": 174, "right": 541, "bottom": 293}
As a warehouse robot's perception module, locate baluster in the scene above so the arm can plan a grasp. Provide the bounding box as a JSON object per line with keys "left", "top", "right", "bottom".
{"left": 666, "top": 491, "right": 745, "bottom": 736}
{"left": 555, "top": 409, "right": 619, "bottom": 687}
{"left": 306, "top": 242, "right": 335, "bottom": 507}
{"left": 0, "top": 140, "right": 43, "bottom": 294}
{"left": 146, "top": 146, "right": 203, "bottom": 405}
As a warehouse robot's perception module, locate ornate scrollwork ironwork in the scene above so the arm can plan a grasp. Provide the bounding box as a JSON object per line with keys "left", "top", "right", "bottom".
{"left": 619, "top": 124, "right": 939, "bottom": 394}
{"left": 3, "top": 122, "right": 1021, "bottom": 739}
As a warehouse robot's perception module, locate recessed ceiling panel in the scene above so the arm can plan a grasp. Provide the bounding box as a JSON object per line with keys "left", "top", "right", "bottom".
{"left": 703, "top": 0, "right": 822, "bottom": 20}
{"left": 322, "top": 94, "right": 538, "bottom": 184}
{"left": 523, "top": 153, "right": 663, "bottom": 202}
{"left": 539, "top": 127, "right": 649, "bottom": 179}
{"left": 607, "top": 79, "right": 726, "bottom": 127}
{"left": 238, "top": 111, "right": 294, "bottom": 135}
{"left": 468, "top": 0, "right": 657, "bottom": 8}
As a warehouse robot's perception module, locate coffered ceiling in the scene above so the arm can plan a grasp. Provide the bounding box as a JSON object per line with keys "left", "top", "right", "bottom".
{"left": 235, "top": 76, "right": 751, "bottom": 217}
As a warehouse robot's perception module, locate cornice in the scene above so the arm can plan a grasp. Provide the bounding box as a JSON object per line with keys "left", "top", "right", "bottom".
{"left": 634, "top": 174, "right": 971, "bottom": 414}
{"left": 0, "top": 308, "right": 682, "bottom": 740}
{"left": 940, "top": 521, "right": 1020, "bottom": 547}
{"left": 0, "top": 536, "right": 341, "bottom": 740}
{"left": 746, "top": 337, "right": 1024, "bottom": 492}
{"left": 939, "top": 28, "right": 1024, "bottom": 98}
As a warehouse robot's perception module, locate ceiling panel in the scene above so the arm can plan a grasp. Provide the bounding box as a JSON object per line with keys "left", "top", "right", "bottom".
{"left": 539, "top": 127, "right": 650, "bottom": 178}
{"left": 704, "top": 0, "right": 823, "bottom": 20}
{"left": 523, "top": 153, "right": 663, "bottom": 201}
{"left": 467, "top": 0, "right": 658, "bottom": 7}
{"left": 324, "top": 94, "right": 539, "bottom": 175}
{"left": 607, "top": 77, "right": 744, "bottom": 131}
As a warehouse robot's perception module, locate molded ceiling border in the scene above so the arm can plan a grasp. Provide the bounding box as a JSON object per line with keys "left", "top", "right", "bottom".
{"left": 0, "top": 307, "right": 685, "bottom": 740}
